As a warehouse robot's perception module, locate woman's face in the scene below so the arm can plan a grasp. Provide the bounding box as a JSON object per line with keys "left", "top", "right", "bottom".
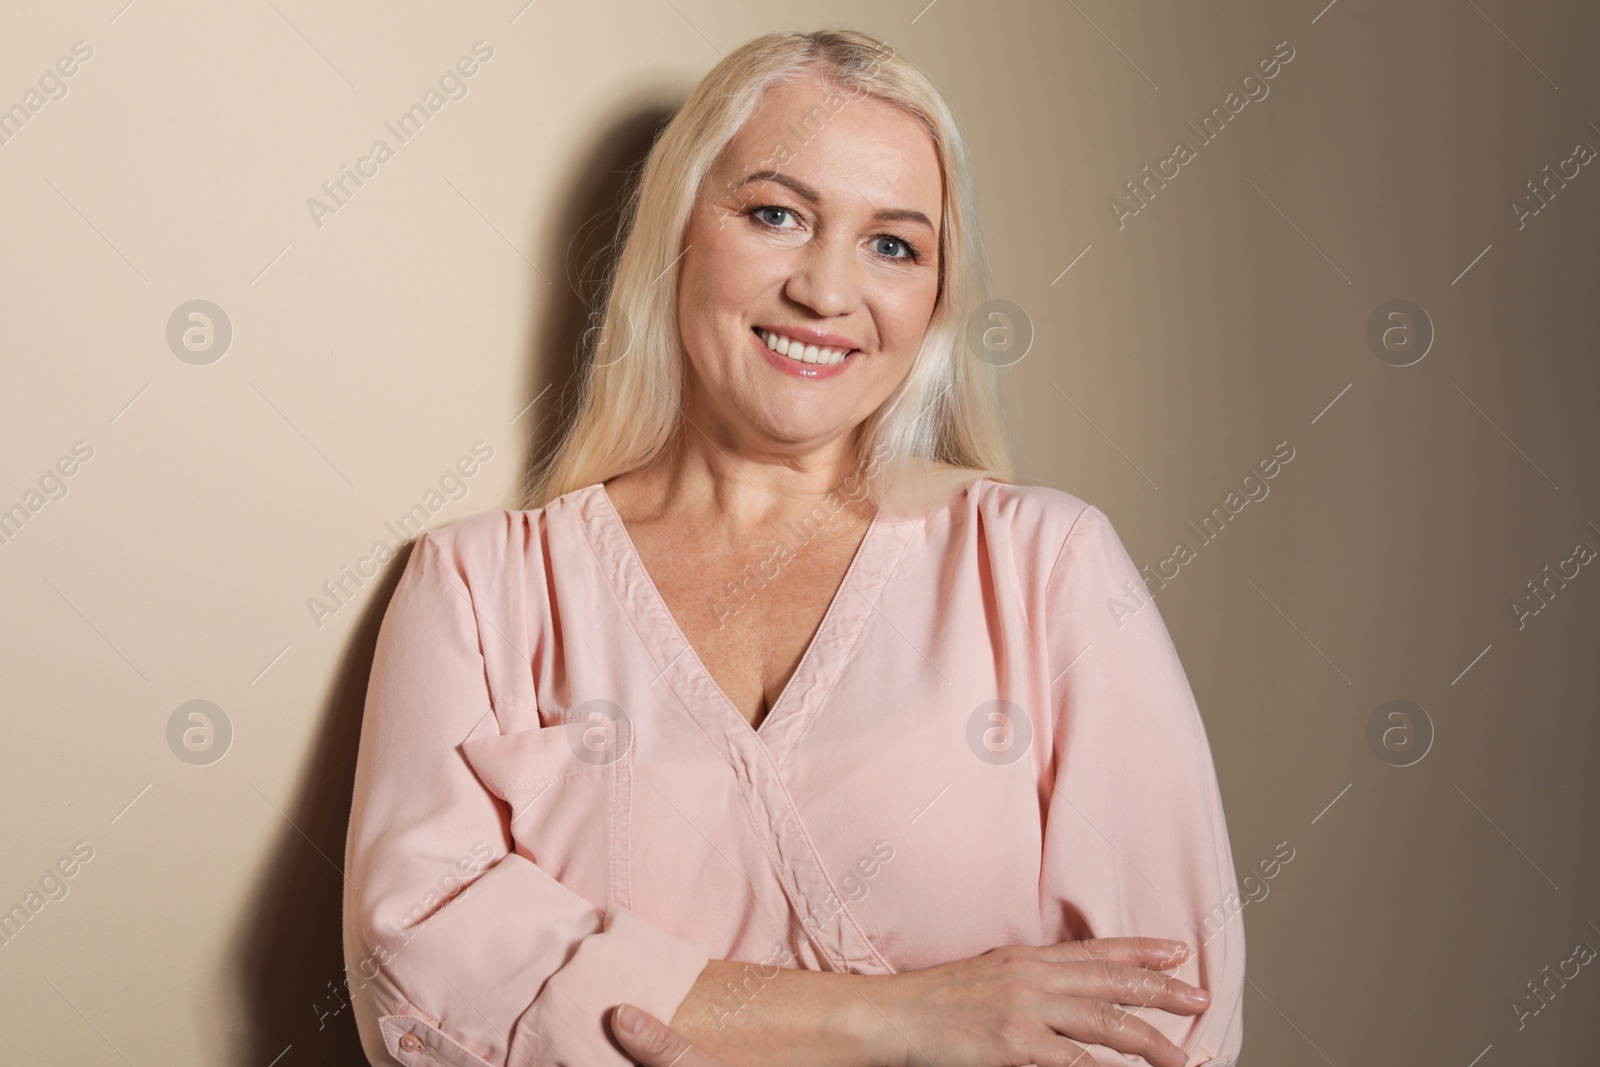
{"left": 675, "top": 71, "right": 944, "bottom": 461}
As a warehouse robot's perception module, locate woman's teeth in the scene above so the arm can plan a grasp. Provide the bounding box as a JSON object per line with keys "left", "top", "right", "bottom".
{"left": 759, "top": 328, "right": 853, "bottom": 366}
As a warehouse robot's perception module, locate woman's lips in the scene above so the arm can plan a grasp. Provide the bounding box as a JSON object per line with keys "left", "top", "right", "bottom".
{"left": 751, "top": 326, "right": 858, "bottom": 381}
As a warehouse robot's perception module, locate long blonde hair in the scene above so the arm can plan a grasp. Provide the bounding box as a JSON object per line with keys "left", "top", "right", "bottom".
{"left": 519, "top": 28, "right": 1016, "bottom": 513}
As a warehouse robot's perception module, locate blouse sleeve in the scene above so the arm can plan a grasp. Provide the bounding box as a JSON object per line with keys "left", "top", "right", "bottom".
{"left": 342, "top": 529, "right": 711, "bottom": 1067}
{"left": 1037, "top": 504, "right": 1245, "bottom": 1067}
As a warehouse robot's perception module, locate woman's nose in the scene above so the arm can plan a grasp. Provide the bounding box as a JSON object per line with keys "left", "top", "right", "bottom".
{"left": 783, "top": 238, "right": 861, "bottom": 318}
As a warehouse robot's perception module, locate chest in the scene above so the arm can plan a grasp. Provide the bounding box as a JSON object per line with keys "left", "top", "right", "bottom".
{"left": 630, "top": 522, "right": 870, "bottom": 730}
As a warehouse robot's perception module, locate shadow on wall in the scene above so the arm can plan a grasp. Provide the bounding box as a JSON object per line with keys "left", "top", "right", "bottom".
{"left": 223, "top": 101, "right": 679, "bottom": 1065}
{"left": 524, "top": 101, "right": 684, "bottom": 502}
{"left": 226, "top": 543, "right": 411, "bottom": 1066}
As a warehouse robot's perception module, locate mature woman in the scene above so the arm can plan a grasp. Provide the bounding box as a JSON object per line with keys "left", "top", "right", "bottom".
{"left": 343, "top": 28, "right": 1244, "bottom": 1067}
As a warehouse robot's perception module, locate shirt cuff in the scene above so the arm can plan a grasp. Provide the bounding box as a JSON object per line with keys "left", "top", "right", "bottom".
{"left": 515, "top": 902, "right": 713, "bottom": 1065}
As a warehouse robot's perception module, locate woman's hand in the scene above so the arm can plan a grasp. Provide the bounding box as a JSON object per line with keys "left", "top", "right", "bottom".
{"left": 612, "top": 1002, "right": 738, "bottom": 1067}
{"left": 875, "top": 937, "right": 1210, "bottom": 1067}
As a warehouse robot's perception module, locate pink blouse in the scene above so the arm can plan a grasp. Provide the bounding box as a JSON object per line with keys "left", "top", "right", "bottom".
{"left": 342, "top": 475, "right": 1245, "bottom": 1066}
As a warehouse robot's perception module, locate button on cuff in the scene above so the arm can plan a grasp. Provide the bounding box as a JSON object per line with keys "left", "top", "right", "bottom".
{"left": 377, "top": 1011, "right": 497, "bottom": 1066}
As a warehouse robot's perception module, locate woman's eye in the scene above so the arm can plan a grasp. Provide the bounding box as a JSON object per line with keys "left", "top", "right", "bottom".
{"left": 753, "top": 205, "right": 797, "bottom": 229}
{"left": 872, "top": 235, "right": 919, "bottom": 262}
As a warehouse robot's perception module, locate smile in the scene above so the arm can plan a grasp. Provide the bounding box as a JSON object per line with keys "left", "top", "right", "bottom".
{"left": 753, "top": 327, "right": 857, "bottom": 366}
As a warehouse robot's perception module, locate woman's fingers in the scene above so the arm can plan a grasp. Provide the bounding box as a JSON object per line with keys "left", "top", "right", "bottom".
{"left": 1043, "top": 999, "right": 1188, "bottom": 1067}
{"left": 1041, "top": 936, "right": 1192, "bottom": 971}
{"left": 1080, "top": 959, "right": 1211, "bottom": 1017}
{"left": 610, "top": 1003, "right": 736, "bottom": 1067}
{"left": 1035, "top": 1034, "right": 1118, "bottom": 1067}
{"left": 1031, "top": 939, "right": 1210, "bottom": 1017}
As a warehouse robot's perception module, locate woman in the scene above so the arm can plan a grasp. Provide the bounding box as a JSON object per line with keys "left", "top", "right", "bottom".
{"left": 342, "top": 29, "right": 1243, "bottom": 1067}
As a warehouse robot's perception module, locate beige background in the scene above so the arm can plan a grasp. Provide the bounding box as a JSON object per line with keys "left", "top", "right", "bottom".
{"left": 3, "top": 1, "right": 1597, "bottom": 1064}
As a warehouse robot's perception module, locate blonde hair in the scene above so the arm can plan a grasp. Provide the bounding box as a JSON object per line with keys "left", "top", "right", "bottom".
{"left": 519, "top": 28, "right": 1016, "bottom": 514}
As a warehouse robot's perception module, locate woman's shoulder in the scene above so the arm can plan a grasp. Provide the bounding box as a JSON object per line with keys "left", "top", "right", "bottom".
{"left": 961, "top": 473, "right": 1100, "bottom": 550}
{"left": 961, "top": 478, "right": 1142, "bottom": 603}
{"left": 406, "top": 483, "right": 601, "bottom": 565}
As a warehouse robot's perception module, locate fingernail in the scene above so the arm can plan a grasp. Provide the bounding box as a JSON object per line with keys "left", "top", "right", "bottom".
{"left": 1160, "top": 942, "right": 1190, "bottom": 963}
{"left": 1189, "top": 988, "right": 1211, "bottom": 1004}
{"left": 616, "top": 1003, "right": 646, "bottom": 1034}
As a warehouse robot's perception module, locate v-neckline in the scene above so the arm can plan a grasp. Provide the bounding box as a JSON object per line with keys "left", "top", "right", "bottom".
{"left": 583, "top": 481, "right": 897, "bottom": 747}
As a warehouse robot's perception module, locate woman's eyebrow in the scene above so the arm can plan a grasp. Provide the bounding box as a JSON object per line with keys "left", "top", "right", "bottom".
{"left": 736, "top": 169, "right": 936, "bottom": 232}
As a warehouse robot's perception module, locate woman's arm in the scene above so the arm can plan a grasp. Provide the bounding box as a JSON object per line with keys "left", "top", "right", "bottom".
{"left": 343, "top": 527, "right": 712, "bottom": 1067}
{"left": 666, "top": 959, "right": 889, "bottom": 1066}
{"left": 658, "top": 939, "right": 1210, "bottom": 1067}
{"left": 1035, "top": 504, "right": 1247, "bottom": 1066}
